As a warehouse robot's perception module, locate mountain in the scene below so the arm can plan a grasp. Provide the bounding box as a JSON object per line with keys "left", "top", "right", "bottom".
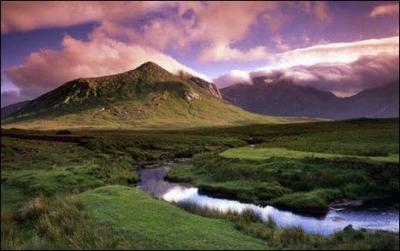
{"left": 1, "top": 100, "right": 31, "bottom": 119}
{"left": 341, "top": 83, "right": 399, "bottom": 119}
{"left": 1, "top": 62, "right": 303, "bottom": 129}
{"left": 221, "top": 79, "right": 399, "bottom": 120}
{"left": 221, "top": 78, "right": 340, "bottom": 118}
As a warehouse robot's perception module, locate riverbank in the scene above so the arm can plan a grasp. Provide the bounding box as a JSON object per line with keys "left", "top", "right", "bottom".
{"left": 166, "top": 155, "right": 399, "bottom": 217}
{"left": 166, "top": 119, "right": 399, "bottom": 216}
{"left": 139, "top": 164, "right": 399, "bottom": 235}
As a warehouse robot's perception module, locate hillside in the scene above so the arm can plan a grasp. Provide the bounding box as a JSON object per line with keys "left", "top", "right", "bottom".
{"left": 1, "top": 100, "right": 30, "bottom": 119}
{"left": 221, "top": 79, "right": 340, "bottom": 118}
{"left": 1, "top": 62, "right": 303, "bottom": 129}
{"left": 341, "top": 82, "right": 399, "bottom": 119}
{"left": 221, "top": 79, "right": 399, "bottom": 120}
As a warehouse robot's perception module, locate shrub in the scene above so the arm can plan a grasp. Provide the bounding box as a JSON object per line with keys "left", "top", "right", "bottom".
{"left": 56, "top": 130, "right": 72, "bottom": 135}
{"left": 280, "top": 227, "right": 306, "bottom": 246}
{"left": 18, "top": 195, "right": 49, "bottom": 223}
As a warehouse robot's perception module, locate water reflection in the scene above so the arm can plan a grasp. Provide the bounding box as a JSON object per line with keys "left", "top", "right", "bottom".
{"left": 137, "top": 166, "right": 399, "bottom": 236}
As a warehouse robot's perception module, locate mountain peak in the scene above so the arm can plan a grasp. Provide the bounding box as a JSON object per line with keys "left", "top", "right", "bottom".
{"left": 136, "top": 61, "right": 167, "bottom": 72}
{"left": 131, "top": 61, "right": 175, "bottom": 81}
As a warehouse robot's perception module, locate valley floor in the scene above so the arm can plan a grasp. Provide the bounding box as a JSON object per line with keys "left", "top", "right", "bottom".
{"left": 1, "top": 118, "right": 399, "bottom": 250}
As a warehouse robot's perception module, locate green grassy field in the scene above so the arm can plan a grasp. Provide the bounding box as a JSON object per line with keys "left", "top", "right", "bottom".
{"left": 1, "top": 118, "right": 399, "bottom": 249}
{"left": 220, "top": 147, "right": 399, "bottom": 163}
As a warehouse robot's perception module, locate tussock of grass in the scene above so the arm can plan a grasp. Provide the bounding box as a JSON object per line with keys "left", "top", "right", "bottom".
{"left": 177, "top": 201, "right": 262, "bottom": 224}
{"left": 271, "top": 189, "right": 341, "bottom": 215}
{"left": 198, "top": 180, "right": 291, "bottom": 202}
{"left": 2, "top": 195, "right": 136, "bottom": 250}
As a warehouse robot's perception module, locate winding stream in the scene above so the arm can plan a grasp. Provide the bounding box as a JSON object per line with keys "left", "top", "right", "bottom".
{"left": 137, "top": 163, "right": 399, "bottom": 236}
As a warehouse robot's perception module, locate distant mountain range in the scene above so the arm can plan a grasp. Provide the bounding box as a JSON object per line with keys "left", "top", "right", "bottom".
{"left": 221, "top": 78, "right": 399, "bottom": 120}
{"left": 1, "top": 100, "right": 31, "bottom": 119}
{"left": 1, "top": 62, "right": 300, "bottom": 129}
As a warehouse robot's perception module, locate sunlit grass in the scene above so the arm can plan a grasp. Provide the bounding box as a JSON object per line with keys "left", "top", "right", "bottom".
{"left": 220, "top": 147, "right": 399, "bottom": 163}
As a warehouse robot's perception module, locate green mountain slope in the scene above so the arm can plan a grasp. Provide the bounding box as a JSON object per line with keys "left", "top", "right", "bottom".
{"left": 1, "top": 62, "right": 310, "bottom": 129}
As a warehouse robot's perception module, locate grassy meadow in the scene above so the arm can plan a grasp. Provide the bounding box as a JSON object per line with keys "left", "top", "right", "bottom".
{"left": 1, "top": 118, "right": 399, "bottom": 249}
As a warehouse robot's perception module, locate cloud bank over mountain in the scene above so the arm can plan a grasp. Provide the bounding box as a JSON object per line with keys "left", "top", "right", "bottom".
{"left": 215, "top": 37, "right": 399, "bottom": 96}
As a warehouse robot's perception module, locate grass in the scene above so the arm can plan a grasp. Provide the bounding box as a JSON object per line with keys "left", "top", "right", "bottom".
{"left": 1, "top": 195, "right": 138, "bottom": 250}
{"left": 79, "top": 185, "right": 267, "bottom": 250}
{"left": 220, "top": 147, "right": 399, "bottom": 163}
{"left": 270, "top": 189, "right": 341, "bottom": 215}
{"left": 3, "top": 169, "right": 103, "bottom": 197}
{"left": 1, "top": 137, "right": 138, "bottom": 206}
{"left": 197, "top": 181, "right": 292, "bottom": 203}
{"left": 166, "top": 119, "right": 399, "bottom": 215}
{"left": 168, "top": 156, "right": 399, "bottom": 214}
{"left": 1, "top": 118, "right": 399, "bottom": 249}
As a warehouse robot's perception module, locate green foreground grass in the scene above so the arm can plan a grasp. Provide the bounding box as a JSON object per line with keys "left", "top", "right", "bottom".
{"left": 80, "top": 185, "right": 267, "bottom": 249}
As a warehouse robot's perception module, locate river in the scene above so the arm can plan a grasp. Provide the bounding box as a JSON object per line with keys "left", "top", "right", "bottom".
{"left": 136, "top": 162, "right": 399, "bottom": 236}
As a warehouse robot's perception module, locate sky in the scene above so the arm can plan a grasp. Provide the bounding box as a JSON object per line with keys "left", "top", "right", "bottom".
{"left": 1, "top": 1, "right": 399, "bottom": 107}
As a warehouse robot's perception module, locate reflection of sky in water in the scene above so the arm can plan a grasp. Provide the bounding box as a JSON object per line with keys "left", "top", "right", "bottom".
{"left": 162, "top": 186, "right": 399, "bottom": 235}
{"left": 138, "top": 167, "right": 399, "bottom": 236}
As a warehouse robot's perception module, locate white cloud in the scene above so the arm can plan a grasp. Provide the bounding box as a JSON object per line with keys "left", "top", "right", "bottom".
{"left": 265, "top": 36, "right": 399, "bottom": 69}
{"left": 213, "top": 70, "right": 252, "bottom": 89}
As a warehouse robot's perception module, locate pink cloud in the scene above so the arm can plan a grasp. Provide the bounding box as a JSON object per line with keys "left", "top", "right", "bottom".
{"left": 178, "top": 2, "right": 277, "bottom": 62}
{"left": 186, "top": 1, "right": 332, "bottom": 61}
{"left": 1, "top": 1, "right": 335, "bottom": 63}
{"left": 370, "top": 3, "right": 399, "bottom": 17}
{"left": 293, "top": 1, "right": 332, "bottom": 23}
{"left": 272, "top": 36, "right": 291, "bottom": 51}
{"left": 1, "top": 1, "right": 170, "bottom": 33}
{"left": 312, "top": 1, "right": 332, "bottom": 23}
{"left": 5, "top": 35, "right": 209, "bottom": 99}
{"left": 199, "top": 44, "right": 269, "bottom": 62}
